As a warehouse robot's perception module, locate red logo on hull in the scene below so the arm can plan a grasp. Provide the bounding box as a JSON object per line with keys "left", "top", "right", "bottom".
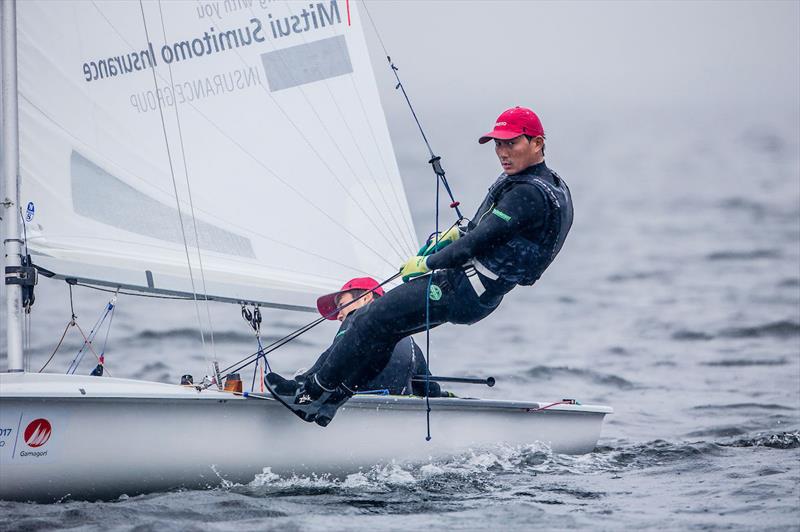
{"left": 24, "top": 418, "right": 52, "bottom": 448}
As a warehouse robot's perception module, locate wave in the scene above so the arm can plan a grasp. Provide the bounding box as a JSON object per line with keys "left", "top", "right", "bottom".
{"left": 672, "top": 321, "right": 800, "bottom": 342}
{"left": 131, "top": 328, "right": 314, "bottom": 346}
{"left": 607, "top": 270, "right": 670, "bottom": 283}
{"left": 236, "top": 432, "right": 799, "bottom": 496}
{"left": 691, "top": 403, "right": 794, "bottom": 411}
{"left": 706, "top": 249, "right": 781, "bottom": 261}
{"left": 525, "top": 365, "right": 636, "bottom": 390}
{"left": 717, "top": 197, "right": 768, "bottom": 216}
{"left": 702, "top": 358, "right": 788, "bottom": 367}
{"left": 719, "top": 321, "right": 800, "bottom": 339}
{"left": 672, "top": 329, "right": 714, "bottom": 341}
{"left": 721, "top": 431, "right": 800, "bottom": 450}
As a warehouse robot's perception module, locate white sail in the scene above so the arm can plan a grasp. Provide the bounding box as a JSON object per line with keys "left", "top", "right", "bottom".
{"left": 15, "top": 0, "right": 416, "bottom": 310}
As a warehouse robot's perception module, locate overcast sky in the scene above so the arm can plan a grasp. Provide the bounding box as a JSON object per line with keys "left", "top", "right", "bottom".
{"left": 361, "top": 0, "right": 799, "bottom": 207}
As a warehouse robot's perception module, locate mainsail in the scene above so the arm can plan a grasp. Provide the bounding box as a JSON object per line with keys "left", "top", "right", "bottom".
{"left": 15, "top": 0, "right": 416, "bottom": 310}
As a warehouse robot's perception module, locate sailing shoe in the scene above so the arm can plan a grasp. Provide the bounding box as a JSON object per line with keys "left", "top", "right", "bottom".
{"left": 265, "top": 372, "right": 332, "bottom": 423}
{"left": 314, "top": 384, "right": 355, "bottom": 427}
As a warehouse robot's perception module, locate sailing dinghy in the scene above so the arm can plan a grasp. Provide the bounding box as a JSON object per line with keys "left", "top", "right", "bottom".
{"left": 1, "top": 0, "right": 612, "bottom": 502}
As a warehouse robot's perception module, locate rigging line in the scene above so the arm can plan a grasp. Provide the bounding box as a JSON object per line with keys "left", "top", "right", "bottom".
{"left": 220, "top": 271, "right": 402, "bottom": 376}
{"left": 99, "top": 288, "right": 119, "bottom": 357}
{"left": 38, "top": 320, "right": 72, "bottom": 373}
{"left": 423, "top": 170, "right": 441, "bottom": 442}
{"left": 137, "top": 0, "right": 212, "bottom": 372}
{"left": 72, "top": 321, "right": 109, "bottom": 374}
{"left": 362, "top": 1, "right": 463, "bottom": 220}
{"left": 89, "top": 2, "right": 396, "bottom": 272}
{"left": 67, "top": 305, "right": 111, "bottom": 375}
{"left": 361, "top": 1, "right": 433, "bottom": 154}
{"left": 156, "top": 0, "right": 217, "bottom": 360}
{"left": 275, "top": 1, "right": 416, "bottom": 254}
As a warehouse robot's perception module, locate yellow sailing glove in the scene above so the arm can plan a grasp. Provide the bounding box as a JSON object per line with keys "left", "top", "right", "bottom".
{"left": 417, "top": 224, "right": 463, "bottom": 257}
{"left": 400, "top": 255, "right": 430, "bottom": 282}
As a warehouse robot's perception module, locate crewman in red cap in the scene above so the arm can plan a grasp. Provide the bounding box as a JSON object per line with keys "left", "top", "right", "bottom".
{"left": 267, "top": 107, "right": 573, "bottom": 426}
{"left": 290, "top": 277, "right": 441, "bottom": 409}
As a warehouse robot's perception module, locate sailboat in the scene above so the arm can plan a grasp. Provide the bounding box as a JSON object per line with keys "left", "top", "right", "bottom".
{"left": 0, "top": 0, "right": 612, "bottom": 502}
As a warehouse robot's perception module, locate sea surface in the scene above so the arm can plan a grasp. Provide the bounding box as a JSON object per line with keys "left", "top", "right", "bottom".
{"left": 1, "top": 109, "right": 799, "bottom": 531}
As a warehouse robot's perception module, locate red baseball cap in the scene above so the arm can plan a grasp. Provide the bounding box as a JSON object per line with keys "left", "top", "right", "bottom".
{"left": 316, "top": 277, "right": 385, "bottom": 319}
{"left": 478, "top": 106, "right": 544, "bottom": 144}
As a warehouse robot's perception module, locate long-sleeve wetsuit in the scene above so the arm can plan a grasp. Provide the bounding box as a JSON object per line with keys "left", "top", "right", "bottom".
{"left": 303, "top": 318, "right": 441, "bottom": 396}
{"left": 315, "top": 161, "right": 565, "bottom": 389}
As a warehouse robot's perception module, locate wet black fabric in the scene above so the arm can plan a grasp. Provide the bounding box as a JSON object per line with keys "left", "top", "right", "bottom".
{"left": 427, "top": 161, "right": 573, "bottom": 285}
{"left": 316, "top": 269, "right": 502, "bottom": 388}
{"left": 314, "top": 161, "right": 570, "bottom": 390}
{"left": 304, "top": 323, "right": 440, "bottom": 396}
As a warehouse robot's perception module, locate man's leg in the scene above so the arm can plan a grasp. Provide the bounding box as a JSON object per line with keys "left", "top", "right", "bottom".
{"left": 315, "top": 273, "right": 451, "bottom": 389}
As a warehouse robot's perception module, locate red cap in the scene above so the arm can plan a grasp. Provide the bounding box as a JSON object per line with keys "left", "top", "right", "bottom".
{"left": 316, "top": 277, "right": 384, "bottom": 319}
{"left": 478, "top": 106, "right": 544, "bottom": 144}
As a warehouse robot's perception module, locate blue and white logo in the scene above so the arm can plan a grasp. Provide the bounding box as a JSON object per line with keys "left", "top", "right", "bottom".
{"left": 25, "top": 201, "right": 35, "bottom": 222}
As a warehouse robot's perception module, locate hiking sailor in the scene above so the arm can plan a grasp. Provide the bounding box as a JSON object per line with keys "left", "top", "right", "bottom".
{"left": 278, "top": 277, "right": 446, "bottom": 409}
{"left": 266, "top": 106, "right": 573, "bottom": 426}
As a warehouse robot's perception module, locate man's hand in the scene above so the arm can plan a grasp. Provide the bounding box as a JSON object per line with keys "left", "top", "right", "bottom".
{"left": 399, "top": 255, "right": 430, "bottom": 282}
{"left": 417, "top": 224, "right": 463, "bottom": 257}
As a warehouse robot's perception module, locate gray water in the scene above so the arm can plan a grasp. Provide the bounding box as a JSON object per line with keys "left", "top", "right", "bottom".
{"left": 1, "top": 108, "right": 799, "bottom": 530}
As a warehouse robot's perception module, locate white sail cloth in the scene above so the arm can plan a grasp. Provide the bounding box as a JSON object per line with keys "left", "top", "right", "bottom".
{"left": 15, "top": 0, "right": 416, "bottom": 310}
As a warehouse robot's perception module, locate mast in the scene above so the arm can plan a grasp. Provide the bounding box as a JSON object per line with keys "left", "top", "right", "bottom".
{"left": 1, "top": 0, "right": 24, "bottom": 373}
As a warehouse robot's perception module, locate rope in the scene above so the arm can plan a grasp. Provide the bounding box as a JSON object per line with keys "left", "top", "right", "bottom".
{"left": 99, "top": 290, "right": 118, "bottom": 359}
{"left": 527, "top": 400, "right": 581, "bottom": 412}
{"left": 138, "top": 0, "right": 218, "bottom": 385}
{"left": 423, "top": 169, "right": 441, "bottom": 442}
{"left": 156, "top": 0, "right": 218, "bottom": 362}
{"left": 66, "top": 303, "right": 112, "bottom": 375}
{"left": 362, "top": 1, "right": 463, "bottom": 221}
{"left": 38, "top": 320, "right": 72, "bottom": 373}
{"left": 219, "top": 272, "right": 401, "bottom": 380}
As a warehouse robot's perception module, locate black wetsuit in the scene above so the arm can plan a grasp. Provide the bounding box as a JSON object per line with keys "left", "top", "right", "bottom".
{"left": 315, "top": 161, "right": 571, "bottom": 389}
{"left": 304, "top": 317, "right": 439, "bottom": 396}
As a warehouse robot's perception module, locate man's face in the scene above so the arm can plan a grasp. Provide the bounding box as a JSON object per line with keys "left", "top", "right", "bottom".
{"left": 335, "top": 290, "right": 374, "bottom": 321}
{"left": 494, "top": 135, "right": 543, "bottom": 175}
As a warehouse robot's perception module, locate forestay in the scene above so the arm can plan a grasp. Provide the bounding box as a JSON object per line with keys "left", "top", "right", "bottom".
{"left": 15, "top": 0, "right": 415, "bottom": 310}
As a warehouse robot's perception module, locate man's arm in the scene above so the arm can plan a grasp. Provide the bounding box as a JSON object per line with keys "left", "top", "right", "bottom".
{"left": 426, "top": 183, "right": 547, "bottom": 270}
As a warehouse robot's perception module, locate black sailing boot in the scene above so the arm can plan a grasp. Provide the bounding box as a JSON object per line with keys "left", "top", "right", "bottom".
{"left": 265, "top": 372, "right": 332, "bottom": 423}
{"left": 314, "top": 383, "right": 355, "bottom": 427}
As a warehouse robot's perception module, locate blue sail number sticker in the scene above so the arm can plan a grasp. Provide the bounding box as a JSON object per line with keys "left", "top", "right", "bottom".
{"left": 25, "top": 202, "right": 35, "bottom": 222}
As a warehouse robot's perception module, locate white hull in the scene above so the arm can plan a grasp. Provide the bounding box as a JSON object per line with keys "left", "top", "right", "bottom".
{"left": 0, "top": 373, "right": 612, "bottom": 502}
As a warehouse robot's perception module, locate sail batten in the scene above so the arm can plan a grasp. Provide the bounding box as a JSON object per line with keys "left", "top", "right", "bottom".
{"left": 17, "top": 0, "right": 415, "bottom": 310}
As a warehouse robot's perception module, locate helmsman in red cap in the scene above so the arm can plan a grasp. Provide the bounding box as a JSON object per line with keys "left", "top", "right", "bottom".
{"left": 267, "top": 107, "right": 573, "bottom": 426}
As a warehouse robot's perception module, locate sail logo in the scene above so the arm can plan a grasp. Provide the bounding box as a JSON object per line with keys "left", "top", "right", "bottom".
{"left": 25, "top": 202, "right": 35, "bottom": 222}
{"left": 23, "top": 419, "right": 52, "bottom": 448}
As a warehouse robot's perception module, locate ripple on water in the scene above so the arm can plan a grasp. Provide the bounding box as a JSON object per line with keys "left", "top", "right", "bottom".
{"left": 691, "top": 403, "right": 794, "bottom": 412}
{"left": 525, "top": 366, "right": 636, "bottom": 390}
{"left": 706, "top": 249, "right": 782, "bottom": 261}
{"left": 718, "top": 320, "right": 800, "bottom": 339}
{"left": 671, "top": 320, "right": 800, "bottom": 342}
